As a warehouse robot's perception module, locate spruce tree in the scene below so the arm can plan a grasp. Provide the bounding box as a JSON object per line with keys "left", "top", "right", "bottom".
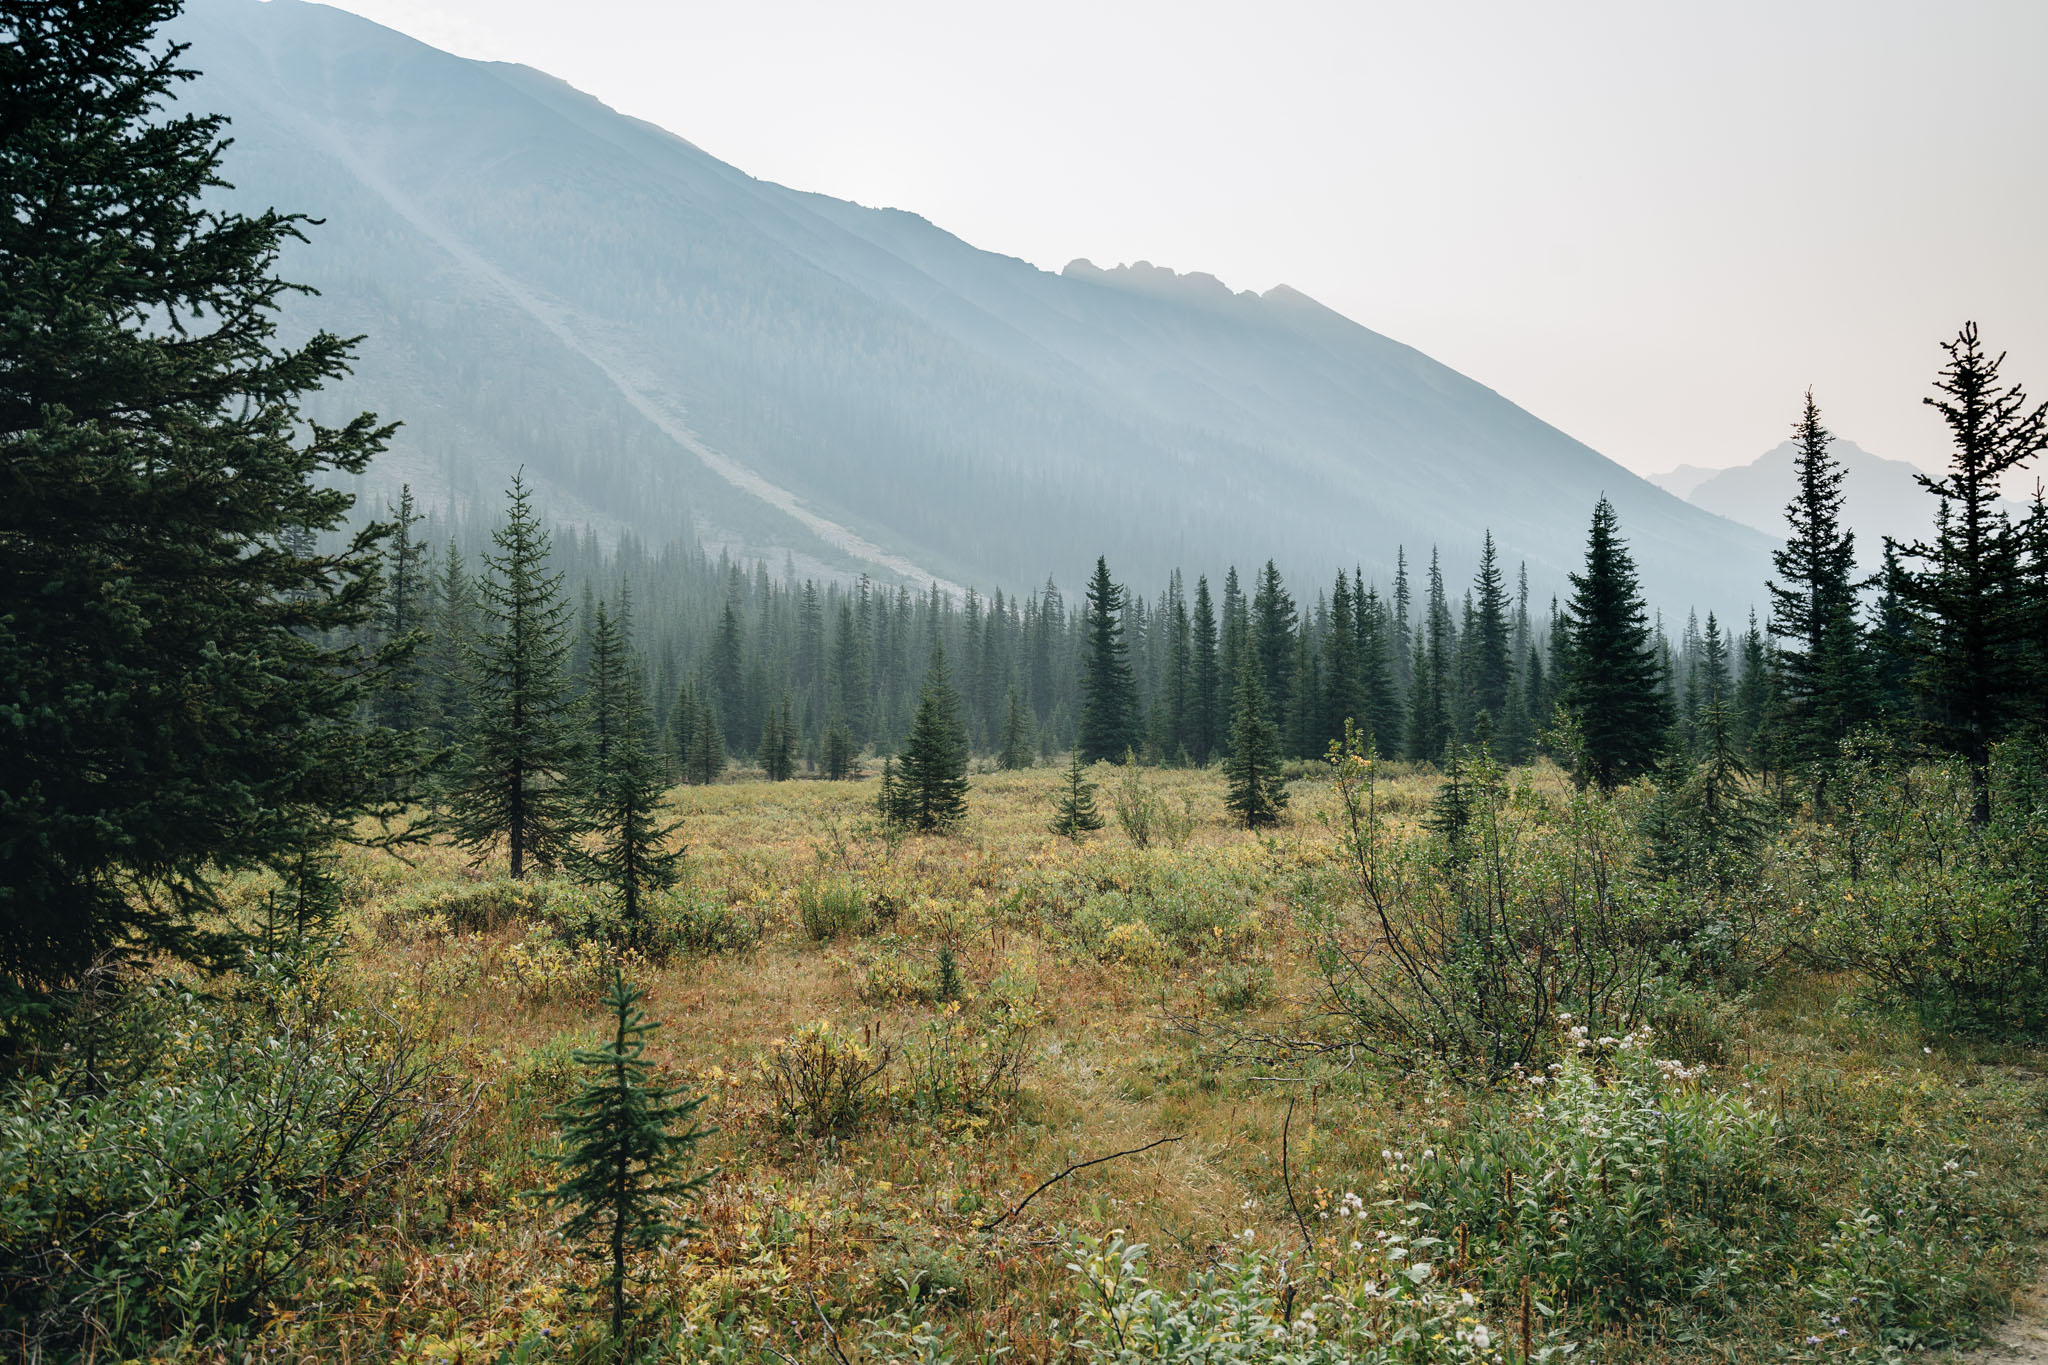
{"left": 1766, "top": 391, "right": 1871, "bottom": 784}
{"left": 446, "top": 475, "right": 582, "bottom": 878}
{"left": 1561, "top": 497, "right": 1671, "bottom": 791}
{"left": 1050, "top": 751, "right": 1106, "bottom": 839}
{"left": 1190, "top": 575, "right": 1221, "bottom": 763}
{"left": 821, "top": 715, "right": 858, "bottom": 780}
{"left": 1251, "top": 560, "right": 1298, "bottom": 712}
{"left": 549, "top": 972, "right": 712, "bottom": 1340}
{"left": 1224, "top": 668, "right": 1288, "bottom": 828}
{"left": 1466, "top": 532, "right": 1513, "bottom": 732}
{"left": 893, "top": 646, "right": 970, "bottom": 832}
{"left": 1356, "top": 584, "right": 1405, "bottom": 754}
{"left": 1322, "top": 569, "right": 1361, "bottom": 751}
{"left": 760, "top": 694, "right": 796, "bottom": 780}
{"left": 1890, "top": 323, "right": 2047, "bottom": 821}
{"left": 373, "top": 485, "right": 432, "bottom": 735}
{"left": 0, "top": 0, "right": 413, "bottom": 995}
{"left": 575, "top": 603, "right": 680, "bottom": 937}
{"left": 997, "top": 687, "right": 1035, "bottom": 769}
{"left": 1078, "top": 556, "right": 1141, "bottom": 761}
{"left": 429, "top": 543, "right": 478, "bottom": 747}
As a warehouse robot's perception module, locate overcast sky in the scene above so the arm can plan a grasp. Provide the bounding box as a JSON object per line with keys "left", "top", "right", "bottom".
{"left": 320, "top": 0, "right": 2045, "bottom": 480}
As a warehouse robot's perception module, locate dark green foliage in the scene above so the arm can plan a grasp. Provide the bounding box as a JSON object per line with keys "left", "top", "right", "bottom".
{"left": 1250, "top": 560, "right": 1298, "bottom": 730}
{"left": 1404, "top": 550, "right": 1454, "bottom": 762}
{"left": 1766, "top": 392, "right": 1871, "bottom": 784}
{"left": 1077, "top": 556, "right": 1140, "bottom": 762}
{"left": 760, "top": 694, "right": 797, "bottom": 780}
{"left": 997, "top": 686, "right": 1035, "bottom": 770}
{"left": 574, "top": 602, "right": 681, "bottom": 939}
{"left": 1562, "top": 498, "right": 1671, "bottom": 790}
{"left": 443, "top": 476, "right": 582, "bottom": 878}
{"left": 1888, "top": 324, "right": 2047, "bottom": 821}
{"left": 0, "top": 957, "right": 463, "bottom": 1357}
{"left": 373, "top": 485, "right": 433, "bottom": 736}
{"left": 935, "top": 943, "right": 962, "bottom": 1004}
{"left": 1224, "top": 667, "right": 1287, "bottom": 828}
{"left": 0, "top": 0, "right": 414, "bottom": 999}
{"left": 821, "top": 715, "right": 859, "bottom": 780}
{"left": 1050, "top": 751, "right": 1105, "bottom": 839}
{"left": 1640, "top": 698, "right": 1769, "bottom": 891}
{"left": 549, "top": 972, "right": 711, "bottom": 1339}
{"left": 1463, "top": 532, "right": 1513, "bottom": 735}
{"left": 1189, "top": 575, "right": 1221, "bottom": 763}
{"left": 889, "top": 647, "right": 970, "bottom": 833}
{"left": 427, "top": 543, "right": 477, "bottom": 746}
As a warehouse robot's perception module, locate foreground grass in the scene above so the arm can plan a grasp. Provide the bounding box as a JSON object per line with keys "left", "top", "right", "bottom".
{"left": 89, "top": 763, "right": 2048, "bottom": 1360}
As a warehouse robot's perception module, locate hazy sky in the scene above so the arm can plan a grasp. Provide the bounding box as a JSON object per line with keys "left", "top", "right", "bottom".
{"left": 321, "top": 0, "right": 2045, "bottom": 480}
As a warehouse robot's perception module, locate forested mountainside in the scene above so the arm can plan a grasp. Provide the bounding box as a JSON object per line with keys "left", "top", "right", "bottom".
{"left": 172, "top": 0, "right": 1773, "bottom": 612}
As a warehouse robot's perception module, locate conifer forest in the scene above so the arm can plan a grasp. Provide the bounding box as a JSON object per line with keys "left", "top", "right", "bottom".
{"left": 3, "top": 3, "right": 2046, "bottom": 1363}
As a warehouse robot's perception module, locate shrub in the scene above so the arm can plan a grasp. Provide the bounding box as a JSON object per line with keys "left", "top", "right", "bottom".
{"left": 1206, "top": 962, "right": 1276, "bottom": 1014}
{"left": 1805, "top": 741, "right": 2048, "bottom": 1035}
{"left": 1315, "top": 727, "right": 1666, "bottom": 1078}
{"left": 857, "top": 949, "right": 939, "bottom": 1007}
{"left": 375, "top": 878, "right": 552, "bottom": 938}
{"left": 1404, "top": 1032, "right": 1779, "bottom": 1329}
{"left": 761, "top": 1021, "right": 890, "bottom": 1137}
{"left": 797, "top": 878, "right": 870, "bottom": 942}
{"left": 646, "top": 889, "right": 760, "bottom": 959}
{"left": 897, "top": 998, "right": 1036, "bottom": 1123}
{"left": 0, "top": 957, "right": 464, "bottom": 1358}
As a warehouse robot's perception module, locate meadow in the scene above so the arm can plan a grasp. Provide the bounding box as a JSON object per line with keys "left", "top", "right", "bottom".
{"left": 11, "top": 753, "right": 2047, "bottom": 1364}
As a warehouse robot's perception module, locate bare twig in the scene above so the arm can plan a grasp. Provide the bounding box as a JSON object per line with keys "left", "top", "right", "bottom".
{"left": 805, "top": 1286, "right": 852, "bottom": 1365}
{"left": 978, "top": 1135, "right": 1185, "bottom": 1232}
{"left": 1281, "top": 1096, "right": 1313, "bottom": 1255}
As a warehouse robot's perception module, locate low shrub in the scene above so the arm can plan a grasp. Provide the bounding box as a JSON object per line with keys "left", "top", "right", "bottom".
{"left": 0, "top": 957, "right": 464, "bottom": 1358}
{"left": 761, "top": 1021, "right": 890, "bottom": 1137}
{"left": 897, "top": 997, "right": 1037, "bottom": 1123}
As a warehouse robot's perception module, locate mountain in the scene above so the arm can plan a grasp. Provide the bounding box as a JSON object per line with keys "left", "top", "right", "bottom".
{"left": 1647, "top": 464, "right": 1728, "bottom": 501}
{"left": 1660, "top": 439, "right": 2018, "bottom": 573}
{"left": 171, "top": 0, "right": 1775, "bottom": 608}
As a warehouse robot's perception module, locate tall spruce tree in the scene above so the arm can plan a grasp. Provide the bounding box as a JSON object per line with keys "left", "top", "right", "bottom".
{"left": 446, "top": 475, "right": 582, "bottom": 877}
{"left": 1190, "top": 574, "right": 1221, "bottom": 763}
{"left": 894, "top": 645, "right": 970, "bottom": 832}
{"left": 997, "top": 687, "right": 1034, "bottom": 770}
{"left": 0, "top": 0, "right": 414, "bottom": 996}
{"left": 1890, "top": 323, "right": 2047, "bottom": 821}
{"left": 549, "top": 972, "right": 712, "bottom": 1340}
{"left": 575, "top": 602, "right": 680, "bottom": 935}
{"left": 1466, "top": 532, "right": 1513, "bottom": 733}
{"left": 1224, "top": 668, "right": 1288, "bottom": 828}
{"left": 373, "top": 484, "right": 432, "bottom": 735}
{"left": 1077, "top": 556, "right": 1140, "bottom": 762}
{"left": 1562, "top": 497, "right": 1671, "bottom": 791}
{"left": 1766, "top": 392, "right": 1870, "bottom": 783}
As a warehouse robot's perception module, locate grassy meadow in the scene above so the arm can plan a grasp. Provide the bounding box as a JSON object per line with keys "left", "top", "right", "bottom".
{"left": 18, "top": 755, "right": 2048, "bottom": 1364}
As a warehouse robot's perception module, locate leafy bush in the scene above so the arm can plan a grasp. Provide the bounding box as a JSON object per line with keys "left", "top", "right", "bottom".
{"left": 1805, "top": 740, "right": 2048, "bottom": 1034}
{"left": 1404, "top": 1032, "right": 1778, "bottom": 1329}
{"left": 760, "top": 1021, "right": 890, "bottom": 1136}
{"left": 644, "top": 888, "right": 760, "bottom": 959}
{"left": 375, "top": 877, "right": 553, "bottom": 937}
{"left": 1316, "top": 729, "right": 1668, "bottom": 1077}
{"left": 897, "top": 998, "right": 1036, "bottom": 1123}
{"left": 0, "top": 957, "right": 463, "bottom": 1358}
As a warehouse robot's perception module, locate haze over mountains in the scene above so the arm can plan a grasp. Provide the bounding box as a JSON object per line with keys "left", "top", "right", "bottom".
{"left": 1651, "top": 439, "right": 2028, "bottom": 575}
{"left": 175, "top": 0, "right": 1775, "bottom": 609}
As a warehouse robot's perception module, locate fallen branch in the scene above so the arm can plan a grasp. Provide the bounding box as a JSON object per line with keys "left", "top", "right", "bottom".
{"left": 978, "top": 1135, "right": 1185, "bottom": 1232}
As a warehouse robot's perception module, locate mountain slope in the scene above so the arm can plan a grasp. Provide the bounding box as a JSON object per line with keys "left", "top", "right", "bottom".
{"left": 173, "top": 0, "right": 1775, "bottom": 608}
{"left": 1662, "top": 439, "right": 2023, "bottom": 574}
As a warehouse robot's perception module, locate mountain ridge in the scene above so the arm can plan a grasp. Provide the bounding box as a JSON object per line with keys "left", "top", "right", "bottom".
{"left": 173, "top": 0, "right": 1776, "bottom": 611}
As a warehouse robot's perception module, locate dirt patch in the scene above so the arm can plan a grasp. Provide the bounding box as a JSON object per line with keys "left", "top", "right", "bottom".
{"left": 1971, "top": 1271, "right": 2048, "bottom": 1364}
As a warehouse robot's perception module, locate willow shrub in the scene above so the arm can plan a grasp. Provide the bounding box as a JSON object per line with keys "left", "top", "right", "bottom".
{"left": 0, "top": 955, "right": 463, "bottom": 1358}
{"left": 1806, "top": 737, "right": 2048, "bottom": 1035}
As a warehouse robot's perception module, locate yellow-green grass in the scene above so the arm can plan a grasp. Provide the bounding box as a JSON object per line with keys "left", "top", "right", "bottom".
{"left": 239, "top": 760, "right": 2047, "bottom": 1363}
